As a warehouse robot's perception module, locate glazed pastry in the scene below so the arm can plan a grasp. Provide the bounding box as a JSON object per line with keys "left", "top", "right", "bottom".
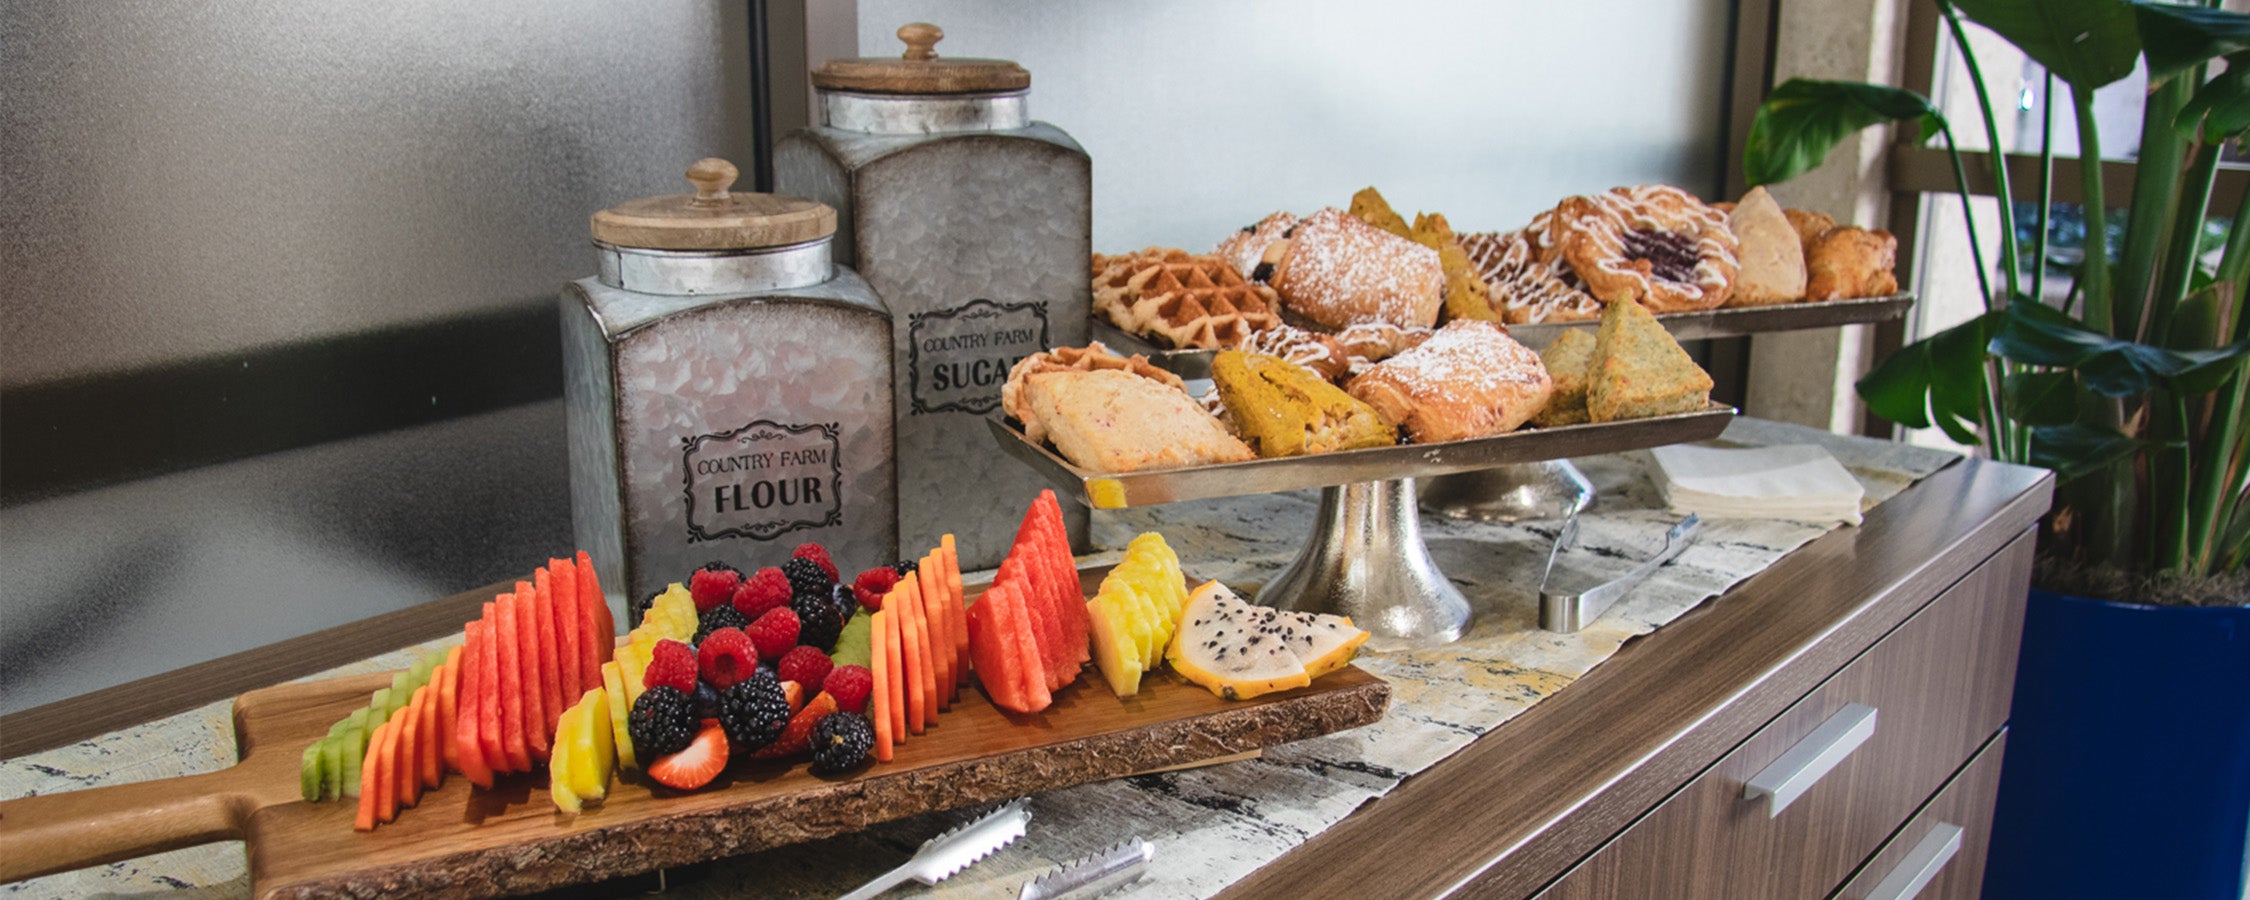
{"left": 1725, "top": 186, "right": 1808, "bottom": 306}
{"left": 1349, "top": 186, "right": 1412, "bottom": 237}
{"left": 1458, "top": 229, "right": 1604, "bottom": 324}
{"left": 1586, "top": 298, "right": 1714, "bottom": 422}
{"left": 1552, "top": 185, "right": 1739, "bottom": 313}
{"left": 1268, "top": 208, "right": 1446, "bottom": 331}
{"left": 1804, "top": 226, "right": 1899, "bottom": 300}
{"left": 1021, "top": 369, "right": 1256, "bottom": 473}
{"left": 1214, "top": 211, "right": 1298, "bottom": 280}
{"left": 1002, "top": 342, "right": 1185, "bottom": 443}
{"left": 1783, "top": 208, "right": 1838, "bottom": 260}
{"left": 1243, "top": 323, "right": 1355, "bottom": 382}
{"left": 1532, "top": 328, "right": 1597, "bottom": 427}
{"left": 1091, "top": 248, "right": 1282, "bottom": 350}
{"left": 1345, "top": 319, "right": 1554, "bottom": 443}
{"left": 1210, "top": 351, "right": 1395, "bottom": 458}
{"left": 1333, "top": 321, "right": 1435, "bottom": 363}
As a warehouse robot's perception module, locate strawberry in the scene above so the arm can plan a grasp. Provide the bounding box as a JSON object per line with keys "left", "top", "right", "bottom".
{"left": 646, "top": 722, "right": 729, "bottom": 791}
{"left": 750, "top": 692, "right": 838, "bottom": 759}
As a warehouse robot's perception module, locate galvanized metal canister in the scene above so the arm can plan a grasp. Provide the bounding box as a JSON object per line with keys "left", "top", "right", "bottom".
{"left": 776, "top": 23, "right": 1091, "bottom": 570}
{"left": 562, "top": 158, "right": 896, "bottom": 613}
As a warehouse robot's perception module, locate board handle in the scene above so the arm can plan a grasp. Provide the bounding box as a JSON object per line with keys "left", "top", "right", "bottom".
{"left": 0, "top": 768, "right": 253, "bottom": 883}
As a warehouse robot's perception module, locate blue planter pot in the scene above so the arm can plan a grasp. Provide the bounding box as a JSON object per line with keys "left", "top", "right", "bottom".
{"left": 1984, "top": 589, "right": 2250, "bottom": 899}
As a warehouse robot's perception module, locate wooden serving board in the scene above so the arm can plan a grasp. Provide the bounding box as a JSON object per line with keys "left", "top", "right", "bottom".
{"left": 0, "top": 570, "right": 1391, "bottom": 899}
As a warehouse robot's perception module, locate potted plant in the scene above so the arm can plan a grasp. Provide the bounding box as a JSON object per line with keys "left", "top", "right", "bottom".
{"left": 1743, "top": 0, "right": 2249, "bottom": 896}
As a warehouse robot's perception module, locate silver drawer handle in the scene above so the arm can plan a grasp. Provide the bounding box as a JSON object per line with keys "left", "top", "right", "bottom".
{"left": 1743, "top": 703, "right": 1877, "bottom": 817}
{"left": 1864, "top": 822, "right": 1964, "bottom": 900}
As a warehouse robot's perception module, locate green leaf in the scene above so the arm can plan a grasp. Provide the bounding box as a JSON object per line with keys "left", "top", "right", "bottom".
{"left": 1855, "top": 312, "right": 1995, "bottom": 445}
{"left": 1988, "top": 299, "right": 2250, "bottom": 395}
{"left": 1745, "top": 79, "right": 1941, "bottom": 186}
{"left": 2134, "top": 3, "right": 2250, "bottom": 83}
{"left": 1953, "top": 0, "right": 2142, "bottom": 90}
{"left": 2028, "top": 422, "right": 2151, "bottom": 480}
{"left": 2003, "top": 371, "right": 2083, "bottom": 426}
{"left": 2178, "top": 53, "right": 2250, "bottom": 141}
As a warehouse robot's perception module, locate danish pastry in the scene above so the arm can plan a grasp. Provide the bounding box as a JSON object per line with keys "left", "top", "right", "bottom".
{"left": 1214, "top": 212, "right": 1298, "bottom": 281}
{"left": 1804, "top": 226, "right": 1899, "bottom": 300}
{"left": 1242, "top": 324, "right": 1355, "bottom": 382}
{"left": 1552, "top": 185, "right": 1739, "bottom": 313}
{"left": 1458, "top": 229, "right": 1604, "bottom": 324}
{"left": 1269, "top": 208, "right": 1446, "bottom": 331}
{"left": 1345, "top": 319, "right": 1554, "bottom": 443}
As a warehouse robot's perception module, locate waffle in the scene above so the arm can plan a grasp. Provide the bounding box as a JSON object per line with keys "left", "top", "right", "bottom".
{"left": 1092, "top": 248, "right": 1283, "bottom": 350}
{"left": 1002, "top": 342, "right": 1186, "bottom": 443}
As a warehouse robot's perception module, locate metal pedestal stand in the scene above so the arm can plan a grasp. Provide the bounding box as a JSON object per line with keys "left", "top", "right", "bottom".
{"left": 1418, "top": 460, "right": 1596, "bottom": 523}
{"left": 1260, "top": 479, "right": 1469, "bottom": 650}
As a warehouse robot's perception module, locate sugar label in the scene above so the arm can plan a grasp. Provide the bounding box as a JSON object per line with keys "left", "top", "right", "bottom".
{"left": 906, "top": 298, "right": 1049, "bottom": 415}
{"left": 681, "top": 419, "right": 843, "bottom": 542}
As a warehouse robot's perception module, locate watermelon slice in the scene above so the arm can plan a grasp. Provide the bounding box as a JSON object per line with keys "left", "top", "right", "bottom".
{"left": 575, "top": 551, "right": 614, "bottom": 664}
{"left": 898, "top": 578, "right": 927, "bottom": 735}
{"left": 870, "top": 609, "right": 894, "bottom": 762}
{"left": 552, "top": 560, "right": 588, "bottom": 694}
{"left": 882, "top": 603, "right": 906, "bottom": 739}
{"left": 494, "top": 593, "right": 530, "bottom": 772}
{"left": 476, "top": 604, "right": 508, "bottom": 775}
{"left": 516, "top": 581, "right": 554, "bottom": 758}
{"left": 993, "top": 552, "right": 1062, "bottom": 692}
{"left": 1035, "top": 493, "right": 1092, "bottom": 662}
{"left": 539, "top": 567, "right": 578, "bottom": 717}
{"left": 966, "top": 584, "right": 1025, "bottom": 713}
{"left": 999, "top": 581, "right": 1054, "bottom": 712}
{"left": 454, "top": 629, "right": 492, "bottom": 787}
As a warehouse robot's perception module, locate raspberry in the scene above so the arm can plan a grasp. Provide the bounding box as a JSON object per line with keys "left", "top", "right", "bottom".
{"left": 791, "top": 542, "right": 839, "bottom": 582}
{"left": 688, "top": 562, "right": 742, "bottom": 613}
{"left": 696, "top": 627, "right": 758, "bottom": 689}
{"left": 852, "top": 567, "right": 901, "bottom": 611}
{"left": 745, "top": 607, "right": 800, "bottom": 662}
{"left": 776, "top": 645, "right": 834, "bottom": 695}
{"left": 824, "top": 665, "right": 873, "bottom": 715}
{"left": 643, "top": 639, "right": 700, "bottom": 693}
{"left": 733, "top": 567, "right": 792, "bottom": 620}
{"left": 810, "top": 712, "right": 875, "bottom": 775}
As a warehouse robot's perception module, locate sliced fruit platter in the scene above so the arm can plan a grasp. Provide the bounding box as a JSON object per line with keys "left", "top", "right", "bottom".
{"left": 0, "top": 492, "right": 1389, "bottom": 898}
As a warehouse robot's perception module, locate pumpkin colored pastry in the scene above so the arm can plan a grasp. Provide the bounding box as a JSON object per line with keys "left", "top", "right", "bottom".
{"left": 1211, "top": 351, "right": 1395, "bottom": 458}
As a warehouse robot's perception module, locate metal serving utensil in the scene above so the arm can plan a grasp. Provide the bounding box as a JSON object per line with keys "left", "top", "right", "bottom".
{"left": 1017, "top": 837, "right": 1156, "bottom": 900}
{"left": 1539, "top": 514, "right": 1701, "bottom": 633}
{"left": 837, "top": 800, "right": 1031, "bottom": 900}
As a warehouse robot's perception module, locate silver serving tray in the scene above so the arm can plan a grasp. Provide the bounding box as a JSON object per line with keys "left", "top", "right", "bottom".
{"left": 989, "top": 402, "right": 1737, "bottom": 509}
{"left": 1090, "top": 293, "right": 1916, "bottom": 379}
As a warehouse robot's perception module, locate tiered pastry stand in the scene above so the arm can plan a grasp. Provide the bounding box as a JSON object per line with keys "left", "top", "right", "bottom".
{"left": 1091, "top": 293, "right": 1915, "bottom": 522}
{"left": 989, "top": 405, "right": 1735, "bottom": 649}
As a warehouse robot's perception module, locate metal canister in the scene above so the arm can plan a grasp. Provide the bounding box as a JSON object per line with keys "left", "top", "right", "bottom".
{"left": 562, "top": 158, "right": 896, "bottom": 612}
{"left": 776, "top": 22, "right": 1091, "bottom": 569}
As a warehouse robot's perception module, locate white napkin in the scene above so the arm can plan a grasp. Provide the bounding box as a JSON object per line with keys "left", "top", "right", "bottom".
{"left": 1649, "top": 443, "right": 1865, "bottom": 525}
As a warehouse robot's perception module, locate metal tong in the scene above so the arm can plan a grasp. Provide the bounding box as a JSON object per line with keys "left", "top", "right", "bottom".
{"left": 838, "top": 800, "right": 1032, "bottom": 900}
{"left": 1017, "top": 838, "right": 1156, "bottom": 900}
{"left": 1538, "top": 513, "right": 1701, "bottom": 633}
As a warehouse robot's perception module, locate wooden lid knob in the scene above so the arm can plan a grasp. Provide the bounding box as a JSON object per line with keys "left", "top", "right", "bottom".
{"left": 899, "top": 23, "right": 941, "bottom": 61}
{"left": 590, "top": 159, "right": 835, "bottom": 251}
{"left": 810, "top": 23, "right": 1030, "bottom": 95}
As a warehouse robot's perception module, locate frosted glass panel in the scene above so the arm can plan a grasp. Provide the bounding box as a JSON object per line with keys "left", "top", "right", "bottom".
{"left": 0, "top": 1, "right": 751, "bottom": 387}
{"left": 856, "top": 0, "right": 1734, "bottom": 250}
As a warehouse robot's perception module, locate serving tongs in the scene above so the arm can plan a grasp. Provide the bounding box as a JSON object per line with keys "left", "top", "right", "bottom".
{"left": 1017, "top": 837, "right": 1156, "bottom": 900}
{"left": 838, "top": 800, "right": 1032, "bottom": 900}
{"left": 1538, "top": 513, "right": 1702, "bottom": 633}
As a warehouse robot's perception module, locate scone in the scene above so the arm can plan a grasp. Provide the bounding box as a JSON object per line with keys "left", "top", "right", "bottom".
{"left": 1349, "top": 186, "right": 1412, "bottom": 237}
{"left": 1532, "top": 328, "right": 1598, "bottom": 427}
{"left": 1211, "top": 351, "right": 1395, "bottom": 458}
{"left": 1410, "top": 211, "right": 1503, "bottom": 323}
{"left": 1586, "top": 298, "right": 1714, "bottom": 422}
{"left": 1725, "top": 186, "right": 1808, "bottom": 306}
{"left": 1003, "top": 343, "right": 1184, "bottom": 443}
{"left": 1345, "top": 319, "right": 1554, "bottom": 443}
{"left": 1783, "top": 208, "right": 1837, "bottom": 260}
{"left": 1269, "top": 208, "right": 1446, "bottom": 331}
{"left": 1804, "top": 226, "right": 1900, "bottom": 300}
{"left": 1022, "top": 369, "right": 1256, "bottom": 473}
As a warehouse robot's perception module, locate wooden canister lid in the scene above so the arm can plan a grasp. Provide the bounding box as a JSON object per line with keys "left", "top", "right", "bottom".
{"left": 811, "top": 23, "right": 1030, "bottom": 94}
{"left": 590, "top": 158, "right": 837, "bottom": 251}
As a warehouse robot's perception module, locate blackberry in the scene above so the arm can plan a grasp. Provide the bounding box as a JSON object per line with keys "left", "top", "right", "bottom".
{"left": 828, "top": 582, "right": 860, "bottom": 627}
{"left": 628, "top": 686, "right": 697, "bottom": 758}
{"left": 809, "top": 712, "right": 874, "bottom": 775}
{"left": 695, "top": 604, "right": 750, "bottom": 643}
{"left": 793, "top": 592, "right": 844, "bottom": 653}
{"left": 891, "top": 559, "right": 918, "bottom": 577}
{"left": 718, "top": 674, "right": 791, "bottom": 752}
{"left": 782, "top": 557, "right": 833, "bottom": 600}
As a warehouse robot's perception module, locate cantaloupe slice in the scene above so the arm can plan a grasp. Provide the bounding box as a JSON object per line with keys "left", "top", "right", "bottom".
{"left": 396, "top": 688, "right": 421, "bottom": 808}
{"left": 870, "top": 609, "right": 894, "bottom": 761}
{"left": 882, "top": 604, "right": 907, "bottom": 739}
{"left": 354, "top": 721, "right": 382, "bottom": 831}
{"left": 941, "top": 534, "right": 969, "bottom": 678}
{"left": 455, "top": 626, "right": 492, "bottom": 788}
{"left": 437, "top": 651, "right": 460, "bottom": 774}
{"left": 897, "top": 577, "right": 927, "bottom": 735}
{"left": 915, "top": 555, "right": 949, "bottom": 709}
{"left": 493, "top": 594, "right": 530, "bottom": 772}
{"left": 374, "top": 719, "right": 399, "bottom": 824}
{"left": 910, "top": 575, "right": 940, "bottom": 726}
{"left": 418, "top": 681, "right": 442, "bottom": 789}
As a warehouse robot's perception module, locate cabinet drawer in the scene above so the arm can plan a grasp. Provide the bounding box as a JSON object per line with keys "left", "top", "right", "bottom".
{"left": 1537, "top": 530, "right": 2030, "bottom": 899}
{"left": 1833, "top": 730, "right": 2006, "bottom": 900}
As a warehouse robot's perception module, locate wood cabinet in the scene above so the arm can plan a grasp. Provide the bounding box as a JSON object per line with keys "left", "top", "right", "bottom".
{"left": 1222, "top": 457, "right": 2051, "bottom": 899}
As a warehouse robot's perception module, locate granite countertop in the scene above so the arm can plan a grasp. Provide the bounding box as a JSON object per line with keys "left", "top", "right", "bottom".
{"left": 2, "top": 418, "right": 1960, "bottom": 899}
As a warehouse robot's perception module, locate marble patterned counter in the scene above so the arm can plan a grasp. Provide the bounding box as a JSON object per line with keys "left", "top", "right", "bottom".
{"left": 2, "top": 419, "right": 1959, "bottom": 899}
